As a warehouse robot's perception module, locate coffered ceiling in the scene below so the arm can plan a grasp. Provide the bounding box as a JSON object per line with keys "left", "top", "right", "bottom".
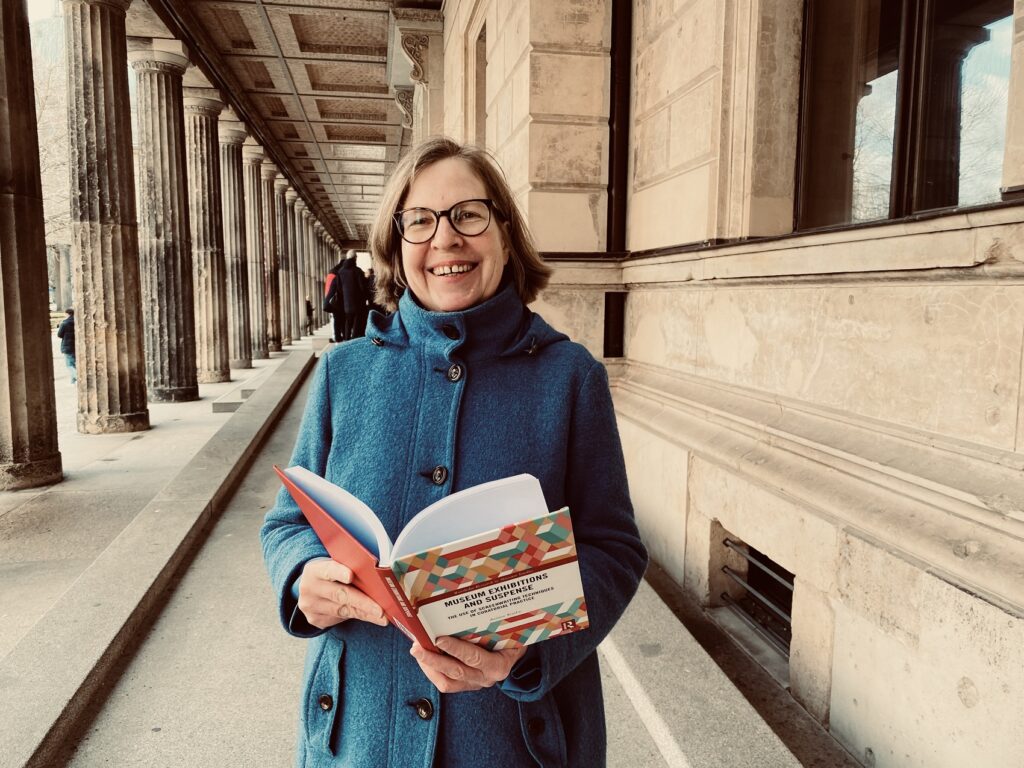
{"left": 130, "top": 0, "right": 441, "bottom": 246}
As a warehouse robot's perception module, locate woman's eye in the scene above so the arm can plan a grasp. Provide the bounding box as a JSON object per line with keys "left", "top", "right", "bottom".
{"left": 454, "top": 209, "right": 482, "bottom": 221}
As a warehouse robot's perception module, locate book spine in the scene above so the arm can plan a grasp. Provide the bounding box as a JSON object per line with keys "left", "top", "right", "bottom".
{"left": 376, "top": 568, "right": 437, "bottom": 652}
{"left": 380, "top": 571, "right": 415, "bottom": 620}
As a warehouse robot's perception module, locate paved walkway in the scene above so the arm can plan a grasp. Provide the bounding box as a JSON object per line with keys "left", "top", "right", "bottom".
{"left": 0, "top": 328, "right": 820, "bottom": 768}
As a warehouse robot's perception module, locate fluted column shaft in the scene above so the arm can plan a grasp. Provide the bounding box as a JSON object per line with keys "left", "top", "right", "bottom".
{"left": 274, "top": 178, "right": 291, "bottom": 345}
{"left": 220, "top": 127, "right": 251, "bottom": 368}
{"left": 262, "top": 164, "right": 281, "bottom": 352}
{"left": 130, "top": 45, "right": 198, "bottom": 402}
{"left": 63, "top": 0, "right": 149, "bottom": 433}
{"left": 302, "top": 211, "right": 313, "bottom": 327}
{"left": 284, "top": 190, "right": 300, "bottom": 340}
{"left": 242, "top": 142, "right": 268, "bottom": 359}
{"left": 183, "top": 91, "right": 229, "bottom": 383}
{"left": 0, "top": 0, "right": 63, "bottom": 488}
{"left": 294, "top": 201, "right": 308, "bottom": 335}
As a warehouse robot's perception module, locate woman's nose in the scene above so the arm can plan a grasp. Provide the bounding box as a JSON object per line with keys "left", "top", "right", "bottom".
{"left": 432, "top": 215, "right": 462, "bottom": 247}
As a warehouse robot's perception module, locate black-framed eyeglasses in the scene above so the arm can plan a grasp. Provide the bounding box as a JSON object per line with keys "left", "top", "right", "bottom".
{"left": 393, "top": 198, "right": 498, "bottom": 244}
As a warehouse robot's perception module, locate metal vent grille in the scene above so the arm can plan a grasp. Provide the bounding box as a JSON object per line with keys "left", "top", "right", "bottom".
{"left": 720, "top": 540, "right": 794, "bottom": 656}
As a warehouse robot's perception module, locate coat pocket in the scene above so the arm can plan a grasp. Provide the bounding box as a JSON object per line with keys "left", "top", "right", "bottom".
{"left": 519, "top": 694, "right": 568, "bottom": 768}
{"left": 302, "top": 635, "right": 346, "bottom": 757}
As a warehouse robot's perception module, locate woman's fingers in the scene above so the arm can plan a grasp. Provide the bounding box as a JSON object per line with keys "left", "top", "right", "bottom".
{"left": 298, "top": 558, "right": 388, "bottom": 627}
{"left": 409, "top": 637, "right": 527, "bottom": 693}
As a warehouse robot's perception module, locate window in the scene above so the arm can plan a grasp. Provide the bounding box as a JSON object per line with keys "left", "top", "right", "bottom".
{"left": 797, "top": 0, "right": 1014, "bottom": 229}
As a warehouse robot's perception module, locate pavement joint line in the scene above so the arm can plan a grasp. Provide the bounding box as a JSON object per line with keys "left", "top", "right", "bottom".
{"left": 0, "top": 348, "right": 318, "bottom": 768}
{"left": 599, "top": 635, "right": 691, "bottom": 768}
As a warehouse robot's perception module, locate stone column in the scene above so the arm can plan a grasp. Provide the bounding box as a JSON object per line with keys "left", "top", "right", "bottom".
{"left": 261, "top": 163, "right": 281, "bottom": 352}
{"left": 0, "top": 0, "right": 63, "bottom": 489}
{"left": 183, "top": 88, "right": 230, "bottom": 383}
{"left": 313, "top": 222, "right": 324, "bottom": 324}
{"left": 284, "top": 189, "right": 300, "bottom": 340}
{"left": 63, "top": 0, "right": 149, "bottom": 433}
{"left": 242, "top": 140, "right": 268, "bottom": 359}
{"left": 274, "top": 177, "right": 292, "bottom": 345}
{"left": 219, "top": 122, "right": 251, "bottom": 368}
{"left": 129, "top": 40, "right": 198, "bottom": 402}
{"left": 1003, "top": 0, "right": 1024, "bottom": 196}
{"left": 294, "top": 200, "right": 308, "bottom": 336}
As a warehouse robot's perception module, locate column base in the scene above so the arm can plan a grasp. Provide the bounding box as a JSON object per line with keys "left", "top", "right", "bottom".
{"left": 197, "top": 370, "right": 231, "bottom": 384}
{"left": 268, "top": 342, "right": 282, "bottom": 353}
{"left": 77, "top": 410, "right": 151, "bottom": 434}
{"left": 149, "top": 385, "right": 200, "bottom": 403}
{"left": 0, "top": 453, "right": 63, "bottom": 491}
{"left": 230, "top": 359, "right": 253, "bottom": 370}
{"left": 253, "top": 351, "right": 270, "bottom": 360}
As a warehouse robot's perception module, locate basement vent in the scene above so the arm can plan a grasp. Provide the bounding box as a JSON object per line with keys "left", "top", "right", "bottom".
{"left": 720, "top": 539, "right": 794, "bottom": 657}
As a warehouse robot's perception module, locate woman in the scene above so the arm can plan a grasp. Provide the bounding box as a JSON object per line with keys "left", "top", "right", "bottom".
{"left": 261, "top": 137, "right": 647, "bottom": 768}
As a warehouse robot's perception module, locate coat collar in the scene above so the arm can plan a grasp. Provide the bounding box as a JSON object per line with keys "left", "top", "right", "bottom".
{"left": 366, "top": 283, "right": 567, "bottom": 361}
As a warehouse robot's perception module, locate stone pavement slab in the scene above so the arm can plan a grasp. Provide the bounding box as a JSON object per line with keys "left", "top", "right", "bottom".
{"left": 0, "top": 333, "right": 321, "bottom": 768}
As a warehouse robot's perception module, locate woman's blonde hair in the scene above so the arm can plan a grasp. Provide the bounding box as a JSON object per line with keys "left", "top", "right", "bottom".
{"left": 368, "top": 137, "right": 551, "bottom": 311}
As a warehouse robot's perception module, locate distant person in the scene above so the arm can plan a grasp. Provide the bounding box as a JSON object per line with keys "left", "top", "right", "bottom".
{"left": 304, "top": 296, "right": 314, "bottom": 336}
{"left": 56, "top": 308, "right": 76, "bottom": 384}
{"left": 323, "top": 258, "right": 346, "bottom": 343}
{"left": 336, "top": 249, "right": 368, "bottom": 341}
{"left": 364, "top": 266, "right": 385, "bottom": 315}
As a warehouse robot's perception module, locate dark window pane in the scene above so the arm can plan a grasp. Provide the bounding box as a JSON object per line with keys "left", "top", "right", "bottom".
{"left": 798, "top": 0, "right": 903, "bottom": 228}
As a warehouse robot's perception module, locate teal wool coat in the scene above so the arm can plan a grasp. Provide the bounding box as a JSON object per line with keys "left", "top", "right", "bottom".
{"left": 261, "top": 283, "right": 648, "bottom": 768}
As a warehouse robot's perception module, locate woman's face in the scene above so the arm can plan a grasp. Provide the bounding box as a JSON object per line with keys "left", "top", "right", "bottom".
{"left": 399, "top": 157, "right": 509, "bottom": 313}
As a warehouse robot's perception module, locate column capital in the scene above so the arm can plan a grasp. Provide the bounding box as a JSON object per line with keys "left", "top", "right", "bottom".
{"left": 183, "top": 87, "right": 223, "bottom": 117}
{"left": 274, "top": 175, "right": 290, "bottom": 193}
{"left": 296, "top": 199, "right": 308, "bottom": 215}
{"left": 219, "top": 124, "right": 247, "bottom": 145}
{"left": 63, "top": 0, "right": 132, "bottom": 13}
{"left": 242, "top": 138, "right": 264, "bottom": 164}
{"left": 127, "top": 38, "right": 190, "bottom": 74}
{"left": 285, "top": 188, "right": 298, "bottom": 205}
{"left": 261, "top": 162, "right": 279, "bottom": 181}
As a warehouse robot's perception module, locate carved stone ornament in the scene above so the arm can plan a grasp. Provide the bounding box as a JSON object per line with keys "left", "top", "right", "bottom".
{"left": 394, "top": 86, "right": 414, "bottom": 128}
{"left": 400, "top": 33, "right": 429, "bottom": 84}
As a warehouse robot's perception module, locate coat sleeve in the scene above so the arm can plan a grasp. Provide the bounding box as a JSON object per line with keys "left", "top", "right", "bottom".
{"left": 260, "top": 355, "right": 335, "bottom": 637}
{"left": 56, "top": 320, "right": 65, "bottom": 339}
{"left": 500, "top": 360, "right": 648, "bottom": 701}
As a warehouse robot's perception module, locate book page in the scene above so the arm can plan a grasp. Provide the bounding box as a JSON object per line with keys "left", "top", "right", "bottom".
{"left": 389, "top": 474, "right": 548, "bottom": 563}
{"left": 282, "top": 466, "right": 394, "bottom": 561}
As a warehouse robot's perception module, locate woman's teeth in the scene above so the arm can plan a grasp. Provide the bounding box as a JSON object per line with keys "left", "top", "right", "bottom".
{"left": 430, "top": 264, "right": 476, "bottom": 276}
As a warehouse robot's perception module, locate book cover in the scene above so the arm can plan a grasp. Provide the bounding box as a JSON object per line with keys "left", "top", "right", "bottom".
{"left": 274, "top": 466, "right": 588, "bottom": 651}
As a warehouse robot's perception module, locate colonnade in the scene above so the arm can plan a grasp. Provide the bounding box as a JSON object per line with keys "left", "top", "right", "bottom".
{"left": 0, "top": 0, "right": 342, "bottom": 489}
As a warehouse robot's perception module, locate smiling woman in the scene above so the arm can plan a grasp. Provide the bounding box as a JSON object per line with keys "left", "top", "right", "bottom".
{"left": 261, "top": 136, "right": 648, "bottom": 768}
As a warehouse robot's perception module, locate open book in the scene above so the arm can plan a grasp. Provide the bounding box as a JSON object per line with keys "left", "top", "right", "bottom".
{"left": 275, "top": 466, "right": 588, "bottom": 651}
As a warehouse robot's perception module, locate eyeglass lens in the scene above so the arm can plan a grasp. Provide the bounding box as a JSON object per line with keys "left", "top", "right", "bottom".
{"left": 398, "top": 200, "right": 491, "bottom": 243}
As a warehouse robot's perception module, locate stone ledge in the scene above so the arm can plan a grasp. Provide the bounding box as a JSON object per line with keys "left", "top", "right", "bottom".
{"left": 599, "top": 579, "right": 800, "bottom": 768}
{"left": 611, "top": 363, "right": 1024, "bottom": 614}
{"left": 0, "top": 349, "right": 316, "bottom": 768}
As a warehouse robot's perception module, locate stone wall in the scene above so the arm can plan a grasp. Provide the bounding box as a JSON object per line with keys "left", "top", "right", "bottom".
{"left": 441, "top": 2, "right": 1024, "bottom": 763}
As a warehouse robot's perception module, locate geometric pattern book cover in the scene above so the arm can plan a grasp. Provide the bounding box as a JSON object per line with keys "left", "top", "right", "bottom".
{"left": 392, "top": 508, "right": 588, "bottom": 648}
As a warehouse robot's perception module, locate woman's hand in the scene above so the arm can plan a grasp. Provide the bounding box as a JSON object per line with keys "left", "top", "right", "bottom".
{"left": 410, "top": 636, "right": 528, "bottom": 693}
{"left": 297, "top": 557, "right": 389, "bottom": 629}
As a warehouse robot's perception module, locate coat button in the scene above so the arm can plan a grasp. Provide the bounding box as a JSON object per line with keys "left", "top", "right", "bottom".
{"left": 527, "top": 717, "right": 545, "bottom": 735}
{"left": 446, "top": 363, "right": 463, "bottom": 382}
{"left": 431, "top": 465, "right": 448, "bottom": 485}
{"left": 370, "top": 337, "right": 383, "bottom": 346}
{"left": 442, "top": 324, "right": 460, "bottom": 340}
{"left": 318, "top": 694, "right": 333, "bottom": 711}
{"left": 413, "top": 698, "right": 434, "bottom": 720}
